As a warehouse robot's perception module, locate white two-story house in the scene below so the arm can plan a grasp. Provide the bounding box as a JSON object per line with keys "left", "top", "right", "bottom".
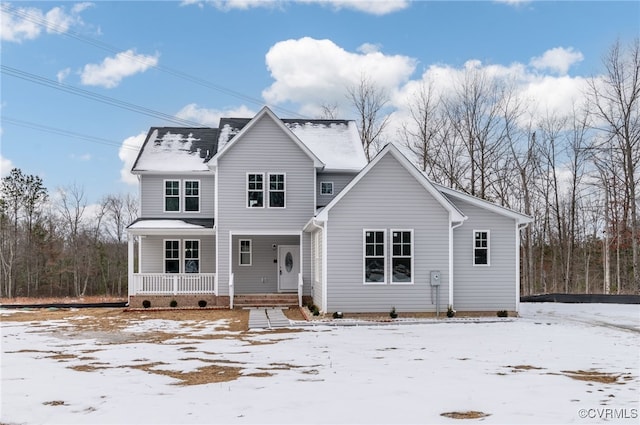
{"left": 127, "top": 106, "right": 532, "bottom": 313}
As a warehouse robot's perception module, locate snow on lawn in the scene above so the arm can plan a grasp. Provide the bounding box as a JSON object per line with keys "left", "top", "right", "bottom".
{"left": 1, "top": 303, "right": 638, "bottom": 424}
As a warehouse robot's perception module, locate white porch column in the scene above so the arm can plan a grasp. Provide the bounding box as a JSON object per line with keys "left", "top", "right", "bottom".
{"left": 128, "top": 233, "right": 135, "bottom": 296}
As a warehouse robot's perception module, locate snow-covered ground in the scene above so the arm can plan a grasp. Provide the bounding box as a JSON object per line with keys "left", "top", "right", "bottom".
{"left": 1, "top": 303, "right": 638, "bottom": 424}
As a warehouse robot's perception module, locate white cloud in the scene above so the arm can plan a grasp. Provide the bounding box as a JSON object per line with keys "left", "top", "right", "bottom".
{"left": 57, "top": 67, "right": 71, "bottom": 83}
{"left": 530, "top": 47, "right": 584, "bottom": 75}
{"left": 71, "top": 2, "right": 95, "bottom": 14}
{"left": 357, "top": 42, "right": 382, "bottom": 54}
{"left": 263, "top": 37, "right": 416, "bottom": 117}
{"left": 80, "top": 49, "right": 159, "bottom": 88}
{"left": 119, "top": 132, "right": 146, "bottom": 185}
{"left": 494, "top": 0, "right": 531, "bottom": 6}
{"left": 308, "top": 0, "right": 409, "bottom": 15}
{"left": 0, "top": 3, "right": 89, "bottom": 43}
{"left": 175, "top": 104, "right": 256, "bottom": 126}
{"left": 0, "top": 155, "right": 15, "bottom": 177}
{"left": 181, "top": 0, "right": 408, "bottom": 15}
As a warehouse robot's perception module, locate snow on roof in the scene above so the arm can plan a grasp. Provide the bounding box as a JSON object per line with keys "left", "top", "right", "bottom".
{"left": 284, "top": 120, "right": 367, "bottom": 171}
{"left": 128, "top": 219, "right": 207, "bottom": 229}
{"left": 132, "top": 128, "right": 217, "bottom": 172}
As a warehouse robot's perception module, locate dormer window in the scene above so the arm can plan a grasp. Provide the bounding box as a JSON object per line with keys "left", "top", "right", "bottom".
{"left": 247, "top": 173, "right": 264, "bottom": 208}
{"left": 321, "top": 181, "right": 333, "bottom": 195}
{"left": 164, "top": 180, "right": 180, "bottom": 212}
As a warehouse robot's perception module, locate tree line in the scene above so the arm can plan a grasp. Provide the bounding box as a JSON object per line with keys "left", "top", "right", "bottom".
{"left": 2, "top": 39, "right": 637, "bottom": 298}
{"left": 0, "top": 169, "right": 137, "bottom": 299}
{"left": 348, "top": 39, "right": 639, "bottom": 295}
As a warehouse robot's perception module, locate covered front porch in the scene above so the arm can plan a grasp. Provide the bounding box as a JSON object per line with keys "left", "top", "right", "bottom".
{"left": 227, "top": 232, "right": 305, "bottom": 308}
{"left": 127, "top": 218, "right": 217, "bottom": 300}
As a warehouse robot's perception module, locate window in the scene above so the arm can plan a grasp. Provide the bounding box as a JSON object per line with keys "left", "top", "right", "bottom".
{"left": 184, "top": 180, "right": 200, "bottom": 212}
{"left": 364, "top": 230, "right": 385, "bottom": 283}
{"left": 239, "top": 239, "right": 252, "bottom": 266}
{"left": 391, "top": 230, "right": 412, "bottom": 283}
{"left": 184, "top": 240, "right": 200, "bottom": 273}
{"left": 320, "top": 181, "right": 333, "bottom": 195}
{"left": 474, "top": 230, "right": 489, "bottom": 266}
{"left": 247, "top": 174, "right": 264, "bottom": 208}
{"left": 164, "top": 180, "right": 180, "bottom": 212}
{"left": 164, "top": 240, "right": 180, "bottom": 273}
{"left": 269, "top": 173, "right": 285, "bottom": 208}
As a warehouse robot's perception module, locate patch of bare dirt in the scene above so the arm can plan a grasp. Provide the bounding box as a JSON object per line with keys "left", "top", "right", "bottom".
{"left": 560, "top": 369, "right": 633, "bottom": 384}
{"left": 1, "top": 296, "right": 126, "bottom": 305}
{"left": 441, "top": 411, "right": 491, "bottom": 419}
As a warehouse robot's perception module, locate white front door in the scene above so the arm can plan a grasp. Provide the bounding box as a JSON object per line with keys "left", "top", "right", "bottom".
{"left": 278, "top": 245, "right": 299, "bottom": 292}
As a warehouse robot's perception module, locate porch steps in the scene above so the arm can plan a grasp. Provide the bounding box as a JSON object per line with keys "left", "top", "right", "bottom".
{"left": 234, "top": 294, "right": 298, "bottom": 308}
{"left": 248, "top": 308, "right": 291, "bottom": 329}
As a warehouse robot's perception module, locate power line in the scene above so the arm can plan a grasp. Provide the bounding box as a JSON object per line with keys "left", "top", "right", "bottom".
{"left": 1, "top": 65, "right": 208, "bottom": 127}
{"left": 1, "top": 116, "right": 141, "bottom": 151}
{"left": 1, "top": 2, "right": 308, "bottom": 119}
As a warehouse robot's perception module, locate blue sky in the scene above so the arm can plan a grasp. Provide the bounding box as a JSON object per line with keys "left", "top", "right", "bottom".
{"left": 1, "top": 0, "right": 639, "bottom": 206}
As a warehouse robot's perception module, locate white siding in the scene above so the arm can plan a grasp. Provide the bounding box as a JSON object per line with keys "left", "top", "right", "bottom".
{"left": 325, "top": 154, "right": 450, "bottom": 313}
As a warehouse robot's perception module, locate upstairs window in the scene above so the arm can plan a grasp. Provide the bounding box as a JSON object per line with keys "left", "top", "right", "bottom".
{"left": 247, "top": 174, "right": 264, "bottom": 208}
{"left": 164, "top": 240, "right": 180, "bottom": 273}
{"left": 184, "top": 180, "right": 200, "bottom": 212}
{"left": 391, "top": 230, "right": 413, "bottom": 283}
{"left": 320, "top": 181, "right": 333, "bottom": 195}
{"left": 184, "top": 240, "right": 200, "bottom": 273}
{"left": 269, "top": 173, "right": 285, "bottom": 208}
{"left": 364, "top": 230, "right": 386, "bottom": 284}
{"left": 164, "top": 180, "right": 180, "bottom": 212}
{"left": 474, "top": 230, "right": 489, "bottom": 266}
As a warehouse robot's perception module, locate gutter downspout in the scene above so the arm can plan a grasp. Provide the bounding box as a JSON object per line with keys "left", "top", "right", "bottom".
{"left": 449, "top": 219, "right": 465, "bottom": 311}
{"left": 307, "top": 219, "right": 326, "bottom": 312}
{"left": 516, "top": 221, "right": 530, "bottom": 313}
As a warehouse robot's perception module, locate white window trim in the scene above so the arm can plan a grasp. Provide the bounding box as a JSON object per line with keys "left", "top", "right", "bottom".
{"left": 320, "top": 181, "right": 334, "bottom": 196}
{"left": 184, "top": 180, "right": 201, "bottom": 213}
{"left": 473, "top": 229, "right": 490, "bottom": 267}
{"left": 246, "top": 173, "right": 265, "bottom": 208}
{"left": 184, "top": 239, "right": 200, "bottom": 273}
{"left": 363, "top": 229, "right": 387, "bottom": 285}
{"left": 268, "top": 172, "right": 286, "bottom": 208}
{"left": 239, "top": 239, "right": 252, "bottom": 266}
{"left": 164, "top": 239, "right": 181, "bottom": 273}
{"left": 163, "top": 179, "right": 181, "bottom": 213}
{"left": 390, "top": 229, "right": 414, "bottom": 285}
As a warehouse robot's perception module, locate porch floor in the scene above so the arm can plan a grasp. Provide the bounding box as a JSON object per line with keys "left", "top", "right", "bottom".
{"left": 247, "top": 308, "right": 291, "bottom": 329}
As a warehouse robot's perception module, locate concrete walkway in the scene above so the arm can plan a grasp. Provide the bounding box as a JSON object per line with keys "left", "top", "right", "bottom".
{"left": 248, "top": 308, "right": 291, "bottom": 329}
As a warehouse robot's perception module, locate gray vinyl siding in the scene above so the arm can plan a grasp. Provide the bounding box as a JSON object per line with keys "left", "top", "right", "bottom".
{"left": 216, "top": 115, "right": 315, "bottom": 295}
{"left": 140, "top": 235, "right": 215, "bottom": 274}
{"left": 316, "top": 172, "right": 358, "bottom": 207}
{"left": 325, "top": 154, "right": 450, "bottom": 313}
{"left": 139, "top": 174, "right": 215, "bottom": 218}
{"left": 231, "top": 235, "right": 299, "bottom": 293}
{"left": 446, "top": 195, "right": 518, "bottom": 311}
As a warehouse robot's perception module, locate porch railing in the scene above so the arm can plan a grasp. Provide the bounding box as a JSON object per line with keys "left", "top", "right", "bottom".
{"left": 132, "top": 273, "right": 216, "bottom": 295}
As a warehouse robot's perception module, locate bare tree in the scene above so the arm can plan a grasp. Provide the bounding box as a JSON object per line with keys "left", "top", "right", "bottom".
{"left": 588, "top": 38, "right": 640, "bottom": 291}
{"left": 400, "top": 80, "right": 447, "bottom": 178}
{"left": 347, "top": 74, "right": 391, "bottom": 161}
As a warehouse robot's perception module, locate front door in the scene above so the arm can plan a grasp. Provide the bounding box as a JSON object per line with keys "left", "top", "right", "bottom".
{"left": 278, "top": 245, "right": 299, "bottom": 292}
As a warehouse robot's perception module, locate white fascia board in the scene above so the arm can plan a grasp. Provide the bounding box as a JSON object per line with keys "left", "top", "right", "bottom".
{"left": 131, "top": 170, "right": 213, "bottom": 176}
{"left": 316, "top": 143, "right": 466, "bottom": 223}
{"left": 435, "top": 183, "right": 533, "bottom": 225}
{"left": 127, "top": 228, "right": 215, "bottom": 236}
{"left": 210, "top": 106, "right": 325, "bottom": 169}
